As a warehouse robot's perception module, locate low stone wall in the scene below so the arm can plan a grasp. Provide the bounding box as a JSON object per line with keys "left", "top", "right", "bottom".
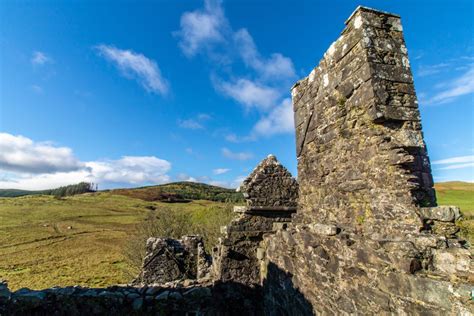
{"left": 0, "top": 280, "right": 262, "bottom": 315}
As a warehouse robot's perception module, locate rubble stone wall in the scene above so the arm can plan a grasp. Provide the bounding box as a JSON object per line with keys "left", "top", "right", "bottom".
{"left": 134, "top": 236, "right": 211, "bottom": 285}
{"left": 212, "top": 155, "right": 298, "bottom": 286}
{"left": 0, "top": 280, "right": 262, "bottom": 315}
{"left": 263, "top": 6, "right": 473, "bottom": 315}
{"left": 291, "top": 6, "right": 435, "bottom": 236}
{"left": 239, "top": 155, "right": 298, "bottom": 208}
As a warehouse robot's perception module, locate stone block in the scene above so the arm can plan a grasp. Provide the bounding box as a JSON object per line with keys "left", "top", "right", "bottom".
{"left": 419, "top": 206, "right": 462, "bottom": 222}
{"left": 433, "top": 248, "right": 472, "bottom": 275}
{"left": 309, "top": 223, "right": 338, "bottom": 236}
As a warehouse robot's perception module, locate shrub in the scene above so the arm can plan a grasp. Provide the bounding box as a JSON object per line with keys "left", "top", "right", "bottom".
{"left": 124, "top": 204, "right": 234, "bottom": 278}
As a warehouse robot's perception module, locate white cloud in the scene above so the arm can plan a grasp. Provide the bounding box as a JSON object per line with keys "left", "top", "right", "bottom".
{"left": 432, "top": 155, "right": 474, "bottom": 165}
{"left": 213, "top": 168, "right": 230, "bottom": 175}
{"left": 216, "top": 78, "right": 280, "bottom": 110}
{"left": 252, "top": 98, "right": 294, "bottom": 136}
{"left": 176, "top": 0, "right": 296, "bottom": 138}
{"left": 86, "top": 156, "right": 171, "bottom": 184}
{"left": 432, "top": 155, "right": 474, "bottom": 171}
{"left": 424, "top": 64, "right": 474, "bottom": 105}
{"left": 0, "top": 133, "right": 83, "bottom": 174}
{"left": 437, "top": 162, "right": 474, "bottom": 170}
{"left": 416, "top": 63, "right": 450, "bottom": 77}
{"left": 176, "top": 0, "right": 226, "bottom": 57}
{"left": 0, "top": 133, "right": 172, "bottom": 190}
{"left": 234, "top": 28, "right": 295, "bottom": 80}
{"left": 176, "top": 173, "right": 198, "bottom": 182}
{"left": 96, "top": 45, "right": 169, "bottom": 95}
{"left": 178, "top": 119, "right": 204, "bottom": 129}
{"left": 197, "top": 113, "right": 212, "bottom": 120}
{"left": 31, "top": 51, "right": 52, "bottom": 65}
{"left": 221, "top": 147, "right": 253, "bottom": 160}
{"left": 178, "top": 113, "right": 212, "bottom": 129}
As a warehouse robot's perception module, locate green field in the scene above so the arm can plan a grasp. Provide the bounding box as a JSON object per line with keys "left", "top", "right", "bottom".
{"left": 434, "top": 182, "right": 474, "bottom": 244}
{"left": 0, "top": 181, "right": 472, "bottom": 291}
{"left": 0, "top": 192, "right": 234, "bottom": 290}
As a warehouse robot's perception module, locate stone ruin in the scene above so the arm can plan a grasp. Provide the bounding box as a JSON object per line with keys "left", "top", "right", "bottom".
{"left": 263, "top": 6, "right": 473, "bottom": 314}
{"left": 133, "top": 235, "right": 211, "bottom": 285}
{"left": 211, "top": 154, "right": 298, "bottom": 285}
{"left": 1, "top": 6, "right": 472, "bottom": 315}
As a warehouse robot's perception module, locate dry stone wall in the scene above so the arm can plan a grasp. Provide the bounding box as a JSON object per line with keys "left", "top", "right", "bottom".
{"left": 0, "top": 280, "right": 262, "bottom": 315}
{"left": 133, "top": 235, "right": 211, "bottom": 285}
{"left": 212, "top": 155, "right": 298, "bottom": 286}
{"left": 263, "top": 6, "right": 473, "bottom": 315}
{"left": 238, "top": 154, "right": 298, "bottom": 209}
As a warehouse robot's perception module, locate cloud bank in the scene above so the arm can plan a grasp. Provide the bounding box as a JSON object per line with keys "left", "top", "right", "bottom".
{"left": 0, "top": 133, "right": 171, "bottom": 190}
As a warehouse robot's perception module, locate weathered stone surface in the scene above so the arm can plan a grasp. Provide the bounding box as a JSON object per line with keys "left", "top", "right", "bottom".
{"left": 420, "top": 205, "right": 462, "bottom": 222}
{"left": 433, "top": 248, "right": 472, "bottom": 275}
{"left": 239, "top": 154, "right": 298, "bottom": 209}
{"left": 135, "top": 235, "right": 211, "bottom": 285}
{"left": 212, "top": 155, "right": 297, "bottom": 286}
{"left": 308, "top": 223, "right": 338, "bottom": 236}
{"left": 262, "top": 6, "right": 472, "bottom": 315}
{"left": 0, "top": 282, "right": 263, "bottom": 315}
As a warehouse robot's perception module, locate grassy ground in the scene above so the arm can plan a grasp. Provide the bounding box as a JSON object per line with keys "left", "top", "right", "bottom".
{"left": 0, "top": 192, "right": 232, "bottom": 290}
{"left": 434, "top": 181, "right": 474, "bottom": 244}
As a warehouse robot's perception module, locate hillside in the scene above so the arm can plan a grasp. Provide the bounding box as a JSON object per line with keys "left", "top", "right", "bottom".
{"left": 0, "top": 188, "right": 50, "bottom": 197}
{"left": 109, "top": 181, "right": 244, "bottom": 203}
{"left": 0, "top": 181, "right": 244, "bottom": 201}
{"left": 0, "top": 192, "right": 235, "bottom": 290}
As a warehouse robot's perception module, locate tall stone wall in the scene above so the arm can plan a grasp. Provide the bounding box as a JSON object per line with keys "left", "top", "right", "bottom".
{"left": 292, "top": 6, "right": 435, "bottom": 237}
{"left": 263, "top": 6, "right": 472, "bottom": 315}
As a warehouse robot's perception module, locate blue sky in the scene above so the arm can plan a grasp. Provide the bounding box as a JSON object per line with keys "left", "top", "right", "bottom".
{"left": 0, "top": 0, "right": 473, "bottom": 190}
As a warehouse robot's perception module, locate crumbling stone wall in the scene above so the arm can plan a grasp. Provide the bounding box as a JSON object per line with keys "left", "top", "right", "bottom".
{"left": 212, "top": 155, "right": 298, "bottom": 286}
{"left": 263, "top": 6, "right": 473, "bottom": 315}
{"left": 134, "top": 235, "right": 211, "bottom": 285}
{"left": 239, "top": 154, "right": 298, "bottom": 208}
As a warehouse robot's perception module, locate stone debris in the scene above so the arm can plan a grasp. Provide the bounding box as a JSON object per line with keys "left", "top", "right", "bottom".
{"left": 308, "top": 223, "right": 338, "bottom": 236}
{"left": 0, "top": 282, "right": 262, "bottom": 315}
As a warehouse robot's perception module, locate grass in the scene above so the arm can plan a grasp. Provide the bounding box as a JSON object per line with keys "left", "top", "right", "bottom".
{"left": 434, "top": 181, "right": 474, "bottom": 244}
{"left": 0, "top": 192, "right": 233, "bottom": 290}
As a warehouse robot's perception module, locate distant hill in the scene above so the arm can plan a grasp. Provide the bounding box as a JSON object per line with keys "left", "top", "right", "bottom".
{"left": 109, "top": 181, "right": 244, "bottom": 203}
{"left": 0, "top": 182, "right": 95, "bottom": 198}
{"left": 434, "top": 181, "right": 474, "bottom": 192}
{"left": 0, "top": 188, "right": 50, "bottom": 197}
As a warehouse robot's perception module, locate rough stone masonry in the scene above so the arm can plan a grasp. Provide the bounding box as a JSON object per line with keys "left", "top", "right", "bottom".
{"left": 263, "top": 6, "right": 473, "bottom": 315}
{"left": 1, "top": 6, "right": 472, "bottom": 315}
